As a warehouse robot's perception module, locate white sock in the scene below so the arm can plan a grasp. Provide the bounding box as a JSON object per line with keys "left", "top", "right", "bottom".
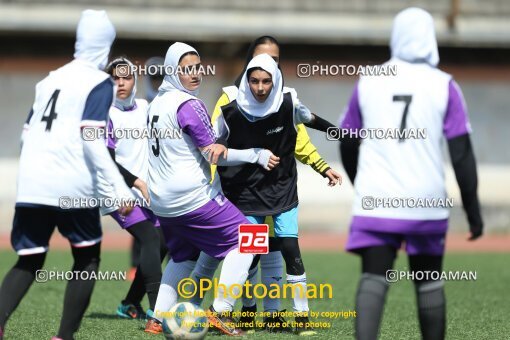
{"left": 154, "top": 259, "right": 195, "bottom": 322}
{"left": 261, "top": 251, "right": 283, "bottom": 312}
{"left": 189, "top": 252, "right": 221, "bottom": 306}
{"left": 287, "top": 273, "right": 309, "bottom": 313}
{"left": 212, "top": 249, "right": 254, "bottom": 313}
{"left": 242, "top": 266, "right": 258, "bottom": 308}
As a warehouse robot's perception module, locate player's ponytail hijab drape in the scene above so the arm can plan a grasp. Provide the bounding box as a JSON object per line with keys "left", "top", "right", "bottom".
{"left": 73, "top": 9, "right": 116, "bottom": 70}
{"left": 390, "top": 7, "right": 439, "bottom": 67}
{"left": 158, "top": 42, "right": 200, "bottom": 96}
{"left": 234, "top": 35, "right": 281, "bottom": 87}
{"left": 236, "top": 53, "right": 284, "bottom": 118}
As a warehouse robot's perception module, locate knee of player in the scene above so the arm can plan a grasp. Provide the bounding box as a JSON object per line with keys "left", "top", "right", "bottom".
{"left": 16, "top": 253, "right": 46, "bottom": 273}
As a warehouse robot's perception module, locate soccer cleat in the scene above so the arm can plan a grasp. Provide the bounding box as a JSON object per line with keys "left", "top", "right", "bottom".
{"left": 263, "top": 309, "right": 293, "bottom": 333}
{"left": 144, "top": 318, "right": 163, "bottom": 334}
{"left": 116, "top": 300, "right": 146, "bottom": 320}
{"left": 206, "top": 306, "right": 244, "bottom": 336}
{"left": 294, "top": 314, "right": 317, "bottom": 336}
{"left": 238, "top": 304, "right": 257, "bottom": 333}
{"left": 50, "top": 337, "right": 63, "bottom": 340}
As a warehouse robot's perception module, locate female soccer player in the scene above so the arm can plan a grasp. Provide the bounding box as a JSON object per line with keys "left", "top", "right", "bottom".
{"left": 0, "top": 11, "right": 135, "bottom": 340}
{"left": 340, "top": 8, "right": 483, "bottom": 340}
{"left": 190, "top": 36, "right": 342, "bottom": 333}
{"left": 145, "top": 42, "right": 279, "bottom": 336}
{"left": 103, "top": 57, "right": 167, "bottom": 321}
{"left": 129, "top": 55, "right": 165, "bottom": 283}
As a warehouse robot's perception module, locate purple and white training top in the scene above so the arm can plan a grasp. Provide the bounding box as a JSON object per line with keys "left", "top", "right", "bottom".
{"left": 340, "top": 58, "right": 472, "bottom": 234}
{"left": 147, "top": 89, "right": 221, "bottom": 217}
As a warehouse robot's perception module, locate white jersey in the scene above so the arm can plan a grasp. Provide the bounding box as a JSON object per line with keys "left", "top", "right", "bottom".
{"left": 17, "top": 59, "right": 111, "bottom": 206}
{"left": 108, "top": 99, "right": 149, "bottom": 181}
{"left": 98, "top": 98, "right": 149, "bottom": 214}
{"left": 147, "top": 90, "right": 220, "bottom": 217}
{"left": 351, "top": 58, "right": 452, "bottom": 220}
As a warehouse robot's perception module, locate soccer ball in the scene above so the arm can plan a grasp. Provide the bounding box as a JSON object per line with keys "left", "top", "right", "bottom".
{"left": 162, "top": 302, "right": 209, "bottom": 340}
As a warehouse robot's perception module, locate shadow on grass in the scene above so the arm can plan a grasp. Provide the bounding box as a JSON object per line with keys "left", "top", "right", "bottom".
{"left": 86, "top": 312, "right": 129, "bottom": 320}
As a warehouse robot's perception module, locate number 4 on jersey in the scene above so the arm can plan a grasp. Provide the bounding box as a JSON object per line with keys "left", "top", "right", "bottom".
{"left": 393, "top": 95, "right": 412, "bottom": 142}
{"left": 41, "top": 89, "right": 60, "bottom": 131}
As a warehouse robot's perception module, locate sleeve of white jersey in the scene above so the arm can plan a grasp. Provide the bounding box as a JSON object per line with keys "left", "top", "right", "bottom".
{"left": 285, "top": 87, "right": 313, "bottom": 124}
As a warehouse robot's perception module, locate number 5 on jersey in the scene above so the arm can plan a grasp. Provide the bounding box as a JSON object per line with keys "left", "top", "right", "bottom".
{"left": 150, "top": 115, "right": 160, "bottom": 157}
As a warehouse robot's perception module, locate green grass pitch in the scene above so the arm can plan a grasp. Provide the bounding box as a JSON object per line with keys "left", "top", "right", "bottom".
{"left": 0, "top": 250, "right": 509, "bottom": 339}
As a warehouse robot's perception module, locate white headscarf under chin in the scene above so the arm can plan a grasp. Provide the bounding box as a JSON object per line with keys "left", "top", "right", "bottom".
{"left": 390, "top": 7, "right": 439, "bottom": 67}
{"left": 159, "top": 42, "right": 200, "bottom": 96}
{"left": 237, "top": 53, "right": 283, "bottom": 118}
{"left": 74, "top": 10, "right": 116, "bottom": 70}
{"left": 107, "top": 57, "right": 137, "bottom": 110}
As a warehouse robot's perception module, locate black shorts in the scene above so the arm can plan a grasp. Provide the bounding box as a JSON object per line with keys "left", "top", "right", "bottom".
{"left": 11, "top": 204, "right": 102, "bottom": 255}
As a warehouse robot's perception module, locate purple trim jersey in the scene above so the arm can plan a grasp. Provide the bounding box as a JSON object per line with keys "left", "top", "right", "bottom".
{"left": 340, "top": 58, "right": 472, "bottom": 233}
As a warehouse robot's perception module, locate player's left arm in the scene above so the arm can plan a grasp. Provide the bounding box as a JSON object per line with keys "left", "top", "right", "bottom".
{"left": 444, "top": 79, "right": 483, "bottom": 241}
{"left": 293, "top": 92, "right": 341, "bottom": 186}
{"left": 294, "top": 124, "right": 341, "bottom": 185}
{"left": 291, "top": 92, "right": 335, "bottom": 132}
{"left": 20, "top": 108, "right": 34, "bottom": 148}
{"left": 338, "top": 83, "right": 362, "bottom": 185}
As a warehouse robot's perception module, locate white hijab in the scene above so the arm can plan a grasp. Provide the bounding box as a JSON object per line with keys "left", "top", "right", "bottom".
{"left": 143, "top": 56, "right": 164, "bottom": 102}
{"left": 237, "top": 53, "right": 284, "bottom": 118}
{"left": 390, "top": 7, "right": 439, "bottom": 67}
{"left": 73, "top": 10, "right": 116, "bottom": 70}
{"left": 107, "top": 57, "right": 137, "bottom": 111}
{"left": 159, "top": 42, "right": 200, "bottom": 96}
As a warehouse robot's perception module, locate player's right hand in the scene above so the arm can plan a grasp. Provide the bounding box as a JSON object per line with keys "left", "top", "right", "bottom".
{"left": 258, "top": 149, "right": 280, "bottom": 170}
{"left": 118, "top": 200, "right": 135, "bottom": 217}
{"left": 468, "top": 224, "right": 483, "bottom": 241}
{"left": 203, "top": 144, "right": 228, "bottom": 164}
